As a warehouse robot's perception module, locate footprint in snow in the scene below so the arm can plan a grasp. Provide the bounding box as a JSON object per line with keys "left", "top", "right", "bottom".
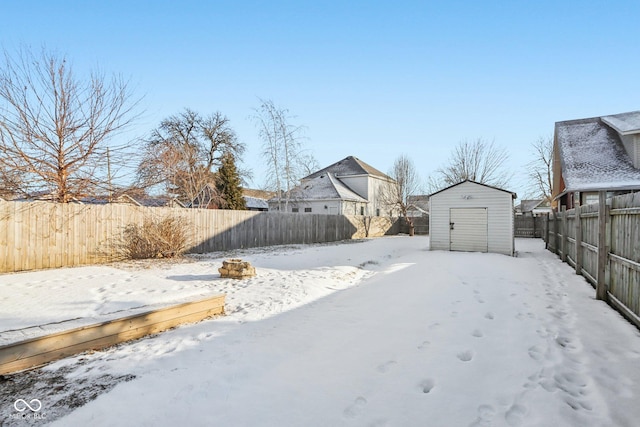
{"left": 343, "top": 396, "right": 367, "bottom": 418}
{"left": 505, "top": 404, "right": 527, "bottom": 426}
{"left": 527, "top": 345, "right": 544, "bottom": 361}
{"left": 420, "top": 378, "right": 435, "bottom": 394}
{"left": 377, "top": 360, "right": 397, "bottom": 373}
{"left": 417, "top": 341, "right": 430, "bottom": 350}
{"left": 471, "top": 329, "right": 483, "bottom": 338}
{"left": 469, "top": 404, "right": 496, "bottom": 427}
{"left": 457, "top": 350, "right": 474, "bottom": 362}
{"left": 484, "top": 312, "right": 495, "bottom": 320}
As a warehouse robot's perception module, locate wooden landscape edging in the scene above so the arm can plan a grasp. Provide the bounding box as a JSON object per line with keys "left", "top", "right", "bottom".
{"left": 0, "top": 294, "right": 225, "bottom": 375}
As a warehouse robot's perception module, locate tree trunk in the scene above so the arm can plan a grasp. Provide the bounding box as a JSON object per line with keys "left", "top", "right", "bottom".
{"left": 407, "top": 217, "right": 415, "bottom": 236}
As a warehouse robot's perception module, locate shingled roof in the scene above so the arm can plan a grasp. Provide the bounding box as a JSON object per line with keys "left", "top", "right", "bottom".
{"left": 601, "top": 111, "right": 640, "bottom": 134}
{"left": 280, "top": 173, "right": 367, "bottom": 202}
{"left": 555, "top": 116, "right": 640, "bottom": 192}
{"left": 303, "top": 156, "right": 391, "bottom": 181}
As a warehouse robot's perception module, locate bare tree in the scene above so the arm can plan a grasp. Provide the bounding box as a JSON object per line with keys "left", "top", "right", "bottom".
{"left": 252, "top": 98, "right": 315, "bottom": 211}
{"left": 378, "top": 155, "right": 421, "bottom": 236}
{"left": 136, "top": 109, "right": 246, "bottom": 206}
{"left": 0, "top": 163, "right": 23, "bottom": 199}
{"left": 526, "top": 136, "right": 554, "bottom": 203}
{"left": 0, "top": 47, "right": 139, "bottom": 202}
{"left": 429, "top": 138, "right": 512, "bottom": 191}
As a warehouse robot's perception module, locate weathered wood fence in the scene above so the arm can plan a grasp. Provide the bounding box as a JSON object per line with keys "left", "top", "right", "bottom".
{"left": 514, "top": 216, "right": 546, "bottom": 238}
{"left": 0, "top": 201, "right": 399, "bottom": 273}
{"left": 398, "top": 216, "right": 429, "bottom": 235}
{"left": 546, "top": 191, "right": 640, "bottom": 328}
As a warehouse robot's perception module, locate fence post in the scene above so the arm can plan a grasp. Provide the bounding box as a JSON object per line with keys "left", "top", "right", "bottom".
{"left": 545, "top": 213, "right": 550, "bottom": 249}
{"left": 575, "top": 204, "right": 582, "bottom": 275}
{"left": 561, "top": 206, "right": 567, "bottom": 263}
{"left": 553, "top": 210, "right": 558, "bottom": 254}
{"left": 596, "top": 191, "right": 608, "bottom": 301}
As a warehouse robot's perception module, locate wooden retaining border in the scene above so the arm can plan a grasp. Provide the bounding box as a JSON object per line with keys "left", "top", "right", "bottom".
{"left": 0, "top": 294, "right": 225, "bottom": 375}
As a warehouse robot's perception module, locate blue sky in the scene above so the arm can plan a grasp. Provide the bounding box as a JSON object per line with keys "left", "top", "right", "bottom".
{"left": 3, "top": 0, "right": 640, "bottom": 197}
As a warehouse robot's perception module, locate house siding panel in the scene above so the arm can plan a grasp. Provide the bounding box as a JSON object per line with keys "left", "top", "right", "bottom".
{"left": 429, "top": 181, "right": 514, "bottom": 256}
{"left": 621, "top": 134, "right": 640, "bottom": 169}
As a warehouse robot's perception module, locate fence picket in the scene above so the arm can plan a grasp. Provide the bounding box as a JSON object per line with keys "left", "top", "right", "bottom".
{"left": 545, "top": 192, "right": 640, "bottom": 327}
{"left": 0, "top": 201, "right": 400, "bottom": 274}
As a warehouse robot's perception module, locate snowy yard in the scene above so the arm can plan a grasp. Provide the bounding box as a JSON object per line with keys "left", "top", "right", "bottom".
{"left": 2, "top": 236, "right": 640, "bottom": 426}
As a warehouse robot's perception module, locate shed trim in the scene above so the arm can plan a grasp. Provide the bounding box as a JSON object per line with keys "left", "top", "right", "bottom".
{"left": 429, "top": 179, "right": 517, "bottom": 199}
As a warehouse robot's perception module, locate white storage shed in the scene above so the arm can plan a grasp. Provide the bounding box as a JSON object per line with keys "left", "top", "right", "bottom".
{"left": 429, "top": 180, "right": 517, "bottom": 256}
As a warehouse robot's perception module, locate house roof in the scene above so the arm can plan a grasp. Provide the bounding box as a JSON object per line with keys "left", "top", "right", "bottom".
{"left": 273, "top": 172, "right": 367, "bottom": 203}
{"left": 517, "top": 199, "right": 543, "bottom": 213}
{"left": 303, "top": 156, "right": 391, "bottom": 181}
{"left": 136, "top": 196, "right": 185, "bottom": 208}
{"left": 555, "top": 117, "right": 640, "bottom": 193}
{"left": 242, "top": 188, "right": 276, "bottom": 200}
{"left": 428, "top": 179, "right": 517, "bottom": 199}
{"left": 244, "top": 195, "right": 269, "bottom": 209}
{"left": 601, "top": 111, "right": 640, "bottom": 135}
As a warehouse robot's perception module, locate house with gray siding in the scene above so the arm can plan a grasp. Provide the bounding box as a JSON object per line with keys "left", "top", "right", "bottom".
{"left": 268, "top": 156, "right": 396, "bottom": 216}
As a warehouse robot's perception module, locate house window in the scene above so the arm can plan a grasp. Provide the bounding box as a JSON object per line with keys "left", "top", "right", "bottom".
{"left": 360, "top": 206, "right": 365, "bottom": 215}
{"left": 376, "top": 208, "right": 380, "bottom": 216}
{"left": 292, "top": 208, "right": 299, "bottom": 213}
{"left": 304, "top": 207, "right": 312, "bottom": 213}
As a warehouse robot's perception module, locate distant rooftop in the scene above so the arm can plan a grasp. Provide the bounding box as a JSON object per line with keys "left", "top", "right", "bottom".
{"left": 244, "top": 195, "right": 269, "bottom": 210}
{"left": 275, "top": 172, "right": 367, "bottom": 202}
{"left": 303, "top": 156, "right": 391, "bottom": 181}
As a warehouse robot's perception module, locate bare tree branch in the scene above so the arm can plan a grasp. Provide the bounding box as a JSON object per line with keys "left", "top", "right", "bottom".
{"left": 429, "top": 138, "right": 512, "bottom": 192}
{"left": 252, "top": 98, "right": 315, "bottom": 211}
{"left": 526, "top": 136, "right": 553, "bottom": 202}
{"left": 378, "top": 155, "right": 420, "bottom": 235}
{"left": 0, "top": 46, "right": 140, "bottom": 202}
{"left": 136, "top": 108, "right": 246, "bottom": 206}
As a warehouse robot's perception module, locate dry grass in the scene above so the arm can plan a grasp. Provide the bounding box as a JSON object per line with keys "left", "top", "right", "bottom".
{"left": 117, "top": 216, "right": 189, "bottom": 260}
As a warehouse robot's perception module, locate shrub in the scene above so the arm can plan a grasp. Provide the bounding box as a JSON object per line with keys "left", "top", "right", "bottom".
{"left": 118, "top": 216, "right": 189, "bottom": 259}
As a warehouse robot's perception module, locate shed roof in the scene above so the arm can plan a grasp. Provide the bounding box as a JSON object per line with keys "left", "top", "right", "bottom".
{"left": 303, "top": 156, "right": 391, "bottom": 181}
{"left": 555, "top": 117, "right": 640, "bottom": 193}
{"left": 429, "top": 179, "right": 517, "bottom": 199}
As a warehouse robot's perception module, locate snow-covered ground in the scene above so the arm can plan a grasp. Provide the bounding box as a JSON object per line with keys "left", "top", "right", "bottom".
{"left": 2, "top": 237, "right": 640, "bottom": 427}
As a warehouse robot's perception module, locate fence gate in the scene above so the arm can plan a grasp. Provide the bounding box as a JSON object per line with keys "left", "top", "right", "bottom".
{"left": 450, "top": 208, "right": 488, "bottom": 252}
{"left": 514, "top": 216, "right": 545, "bottom": 238}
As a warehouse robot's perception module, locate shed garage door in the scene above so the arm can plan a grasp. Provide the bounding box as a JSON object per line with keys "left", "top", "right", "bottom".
{"left": 450, "top": 208, "right": 488, "bottom": 252}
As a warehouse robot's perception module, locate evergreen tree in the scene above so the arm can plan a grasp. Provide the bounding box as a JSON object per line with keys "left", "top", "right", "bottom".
{"left": 216, "top": 153, "right": 246, "bottom": 210}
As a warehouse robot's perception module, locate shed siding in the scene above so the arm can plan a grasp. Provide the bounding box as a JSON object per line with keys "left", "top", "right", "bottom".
{"left": 429, "top": 181, "right": 514, "bottom": 256}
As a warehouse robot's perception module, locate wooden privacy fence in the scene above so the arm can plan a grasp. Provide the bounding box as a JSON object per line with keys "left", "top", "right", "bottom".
{"left": 546, "top": 191, "right": 640, "bottom": 328}
{"left": 514, "top": 216, "right": 546, "bottom": 238}
{"left": 398, "top": 216, "right": 429, "bottom": 235}
{"left": 0, "top": 201, "right": 399, "bottom": 273}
